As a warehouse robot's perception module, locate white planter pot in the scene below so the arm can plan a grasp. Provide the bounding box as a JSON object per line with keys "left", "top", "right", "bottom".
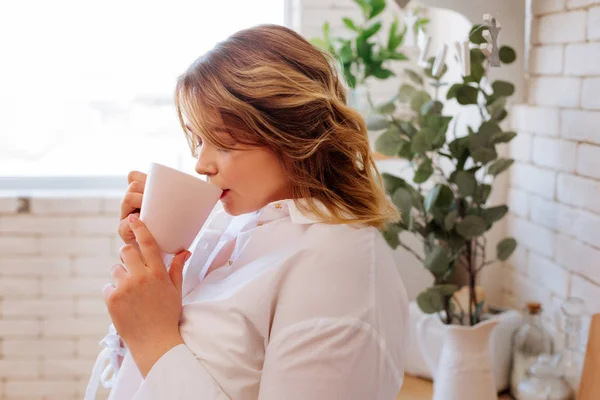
{"left": 405, "top": 301, "right": 522, "bottom": 392}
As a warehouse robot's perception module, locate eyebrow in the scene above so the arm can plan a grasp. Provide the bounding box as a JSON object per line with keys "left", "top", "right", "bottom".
{"left": 185, "top": 124, "right": 231, "bottom": 134}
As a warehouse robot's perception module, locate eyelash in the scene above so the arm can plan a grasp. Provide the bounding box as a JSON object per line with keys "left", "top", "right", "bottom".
{"left": 195, "top": 138, "right": 229, "bottom": 153}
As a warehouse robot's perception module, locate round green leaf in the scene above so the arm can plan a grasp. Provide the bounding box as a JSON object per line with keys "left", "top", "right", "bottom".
{"left": 482, "top": 205, "right": 508, "bottom": 225}
{"left": 474, "top": 184, "right": 492, "bottom": 204}
{"left": 492, "top": 81, "right": 515, "bottom": 97}
{"left": 434, "top": 185, "right": 454, "bottom": 209}
{"left": 491, "top": 131, "right": 517, "bottom": 144}
{"left": 433, "top": 284, "right": 459, "bottom": 296}
{"left": 469, "top": 24, "right": 488, "bottom": 45}
{"left": 405, "top": 69, "right": 424, "bottom": 85}
{"left": 455, "top": 171, "right": 477, "bottom": 197}
{"left": 392, "top": 187, "right": 413, "bottom": 225}
{"left": 444, "top": 210, "right": 458, "bottom": 231}
{"left": 447, "top": 83, "right": 461, "bottom": 100}
{"left": 488, "top": 158, "right": 514, "bottom": 176}
{"left": 381, "top": 224, "right": 401, "bottom": 249}
{"left": 375, "top": 126, "right": 404, "bottom": 156}
{"left": 471, "top": 148, "right": 497, "bottom": 164}
{"left": 455, "top": 85, "right": 479, "bottom": 105}
{"left": 398, "top": 84, "right": 416, "bottom": 102}
{"left": 479, "top": 121, "right": 502, "bottom": 136}
{"left": 414, "top": 158, "right": 433, "bottom": 184}
{"left": 398, "top": 121, "right": 418, "bottom": 138}
{"left": 375, "top": 100, "right": 396, "bottom": 115}
{"left": 411, "top": 90, "right": 432, "bottom": 112}
{"left": 424, "top": 246, "right": 452, "bottom": 277}
{"left": 421, "top": 100, "right": 443, "bottom": 116}
{"left": 417, "top": 290, "right": 444, "bottom": 314}
{"left": 456, "top": 215, "right": 487, "bottom": 238}
{"left": 499, "top": 46, "right": 516, "bottom": 64}
{"left": 497, "top": 238, "right": 517, "bottom": 261}
{"left": 366, "top": 114, "right": 389, "bottom": 131}
{"left": 381, "top": 173, "right": 407, "bottom": 194}
{"left": 487, "top": 97, "right": 507, "bottom": 121}
{"left": 411, "top": 131, "right": 431, "bottom": 154}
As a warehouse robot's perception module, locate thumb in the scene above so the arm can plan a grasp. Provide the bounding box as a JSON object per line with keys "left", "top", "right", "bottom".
{"left": 169, "top": 251, "right": 191, "bottom": 295}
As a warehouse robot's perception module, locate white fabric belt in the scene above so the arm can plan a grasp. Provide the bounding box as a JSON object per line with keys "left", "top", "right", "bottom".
{"left": 84, "top": 324, "right": 127, "bottom": 400}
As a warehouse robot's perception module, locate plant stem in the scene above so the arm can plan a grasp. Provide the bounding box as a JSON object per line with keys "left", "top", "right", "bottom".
{"left": 476, "top": 260, "right": 495, "bottom": 273}
{"left": 398, "top": 241, "right": 424, "bottom": 263}
{"left": 466, "top": 240, "right": 474, "bottom": 325}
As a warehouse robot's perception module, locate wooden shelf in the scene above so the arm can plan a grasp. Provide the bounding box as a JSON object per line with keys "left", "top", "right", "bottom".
{"left": 397, "top": 375, "right": 513, "bottom": 400}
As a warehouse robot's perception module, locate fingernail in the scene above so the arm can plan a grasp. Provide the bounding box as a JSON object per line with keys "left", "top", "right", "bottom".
{"left": 184, "top": 252, "right": 192, "bottom": 262}
{"left": 128, "top": 214, "right": 139, "bottom": 223}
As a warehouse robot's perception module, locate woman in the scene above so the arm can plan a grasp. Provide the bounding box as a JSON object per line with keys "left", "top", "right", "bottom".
{"left": 86, "top": 24, "right": 409, "bottom": 400}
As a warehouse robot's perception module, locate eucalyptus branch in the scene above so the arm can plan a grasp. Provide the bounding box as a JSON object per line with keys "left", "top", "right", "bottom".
{"left": 476, "top": 259, "right": 495, "bottom": 273}
{"left": 481, "top": 235, "right": 487, "bottom": 270}
{"left": 451, "top": 293, "right": 467, "bottom": 326}
{"left": 399, "top": 241, "right": 424, "bottom": 263}
{"left": 434, "top": 163, "right": 447, "bottom": 180}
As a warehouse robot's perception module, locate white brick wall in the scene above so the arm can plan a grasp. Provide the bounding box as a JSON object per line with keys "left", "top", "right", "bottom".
{"left": 533, "top": 0, "right": 566, "bottom": 15}
{"left": 528, "top": 77, "right": 581, "bottom": 107}
{"left": 536, "top": 11, "right": 587, "bottom": 44}
{"left": 506, "top": 2, "right": 600, "bottom": 368}
{"left": 561, "top": 109, "right": 600, "bottom": 143}
{"left": 589, "top": 6, "right": 600, "bottom": 39}
{"left": 581, "top": 77, "right": 600, "bottom": 109}
{"left": 531, "top": 45, "right": 564, "bottom": 74}
{"left": 565, "top": 43, "right": 600, "bottom": 75}
{"left": 0, "top": 194, "right": 119, "bottom": 399}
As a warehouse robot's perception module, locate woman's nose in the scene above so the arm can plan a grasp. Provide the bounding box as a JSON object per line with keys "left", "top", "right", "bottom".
{"left": 194, "top": 146, "right": 218, "bottom": 176}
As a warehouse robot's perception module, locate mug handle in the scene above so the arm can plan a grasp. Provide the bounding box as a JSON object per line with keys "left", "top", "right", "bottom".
{"left": 416, "top": 314, "right": 438, "bottom": 379}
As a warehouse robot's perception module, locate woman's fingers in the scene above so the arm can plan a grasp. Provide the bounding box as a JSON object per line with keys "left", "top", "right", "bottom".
{"left": 110, "top": 263, "right": 129, "bottom": 288}
{"left": 117, "top": 214, "right": 140, "bottom": 246}
{"left": 119, "top": 243, "right": 146, "bottom": 274}
{"left": 127, "top": 170, "right": 147, "bottom": 185}
{"left": 120, "top": 191, "right": 143, "bottom": 221}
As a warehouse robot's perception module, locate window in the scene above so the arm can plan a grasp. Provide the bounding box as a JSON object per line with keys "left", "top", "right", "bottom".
{"left": 0, "top": 0, "right": 289, "bottom": 189}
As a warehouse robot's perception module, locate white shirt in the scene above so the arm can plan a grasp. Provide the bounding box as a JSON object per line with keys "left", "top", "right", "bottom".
{"left": 87, "top": 199, "right": 409, "bottom": 400}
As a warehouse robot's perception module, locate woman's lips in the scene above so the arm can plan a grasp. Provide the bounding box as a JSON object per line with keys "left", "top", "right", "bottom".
{"left": 220, "top": 189, "right": 230, "bottom": 199}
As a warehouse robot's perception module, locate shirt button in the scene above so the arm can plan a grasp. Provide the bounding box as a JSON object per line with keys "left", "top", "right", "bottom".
{"left": 257, "top": 222, "right": 263, "bottom": 227}
{"left": 274, "top": 203, "right": 282, "bottom": 209}
{"left": 227, "top": 260, "right": 233, "bottom": 266}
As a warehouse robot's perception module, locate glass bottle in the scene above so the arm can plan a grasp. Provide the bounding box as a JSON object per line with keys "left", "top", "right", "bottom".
{"left": 557, "top": 297, "right": 586, "bottom": 394}
{"left": 510, "top": 302, "right": 554, "bottom": 399}
{"left": 517, "top": 354, "right": 573, "bottom": 400}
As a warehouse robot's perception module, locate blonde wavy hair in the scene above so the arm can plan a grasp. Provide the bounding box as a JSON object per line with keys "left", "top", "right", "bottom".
{"left": 174, "top": 24, "right": 399, "bottom": 229}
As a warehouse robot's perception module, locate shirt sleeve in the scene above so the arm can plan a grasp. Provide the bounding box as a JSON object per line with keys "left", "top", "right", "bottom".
{"left": 132, "top": 344, "right": 230, "bottom": 400}
{"left": 132, "top": 318, "right": 401, "bottom": 400}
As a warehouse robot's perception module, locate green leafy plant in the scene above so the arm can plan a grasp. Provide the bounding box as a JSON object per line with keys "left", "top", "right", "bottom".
{"left": 371, "top": 24, "right": 518, "bottom": 326}
{"left": 311, "top": 0, "right": 428, "bottom": 90}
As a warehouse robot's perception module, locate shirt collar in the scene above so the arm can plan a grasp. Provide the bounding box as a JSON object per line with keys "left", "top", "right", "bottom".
{"left": 256, "top": 198, "right": 330, "bottom": 225}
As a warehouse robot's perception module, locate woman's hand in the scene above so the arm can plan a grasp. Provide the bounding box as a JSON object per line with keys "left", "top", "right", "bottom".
{"left": 118, "top": 171, "right": 147, "bottom": 252}
{"left": 104, "top": 214, "right": 192, "bottom": 378}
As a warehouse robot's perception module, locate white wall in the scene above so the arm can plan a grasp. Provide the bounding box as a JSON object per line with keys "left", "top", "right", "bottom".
{"left": 0, "top": 194, "right": 119, "bottom": 399}
{"left": 504, "top": 0, "right": 600, "bottom": 352}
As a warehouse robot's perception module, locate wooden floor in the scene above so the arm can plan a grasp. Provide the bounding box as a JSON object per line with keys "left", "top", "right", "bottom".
{"left": 397, "top": 375, "right": 513, "bottom": 400}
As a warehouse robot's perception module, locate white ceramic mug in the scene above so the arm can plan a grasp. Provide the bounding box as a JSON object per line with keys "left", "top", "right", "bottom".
{"left": 140, "top": 162, "right": 222, "bottom": 254}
